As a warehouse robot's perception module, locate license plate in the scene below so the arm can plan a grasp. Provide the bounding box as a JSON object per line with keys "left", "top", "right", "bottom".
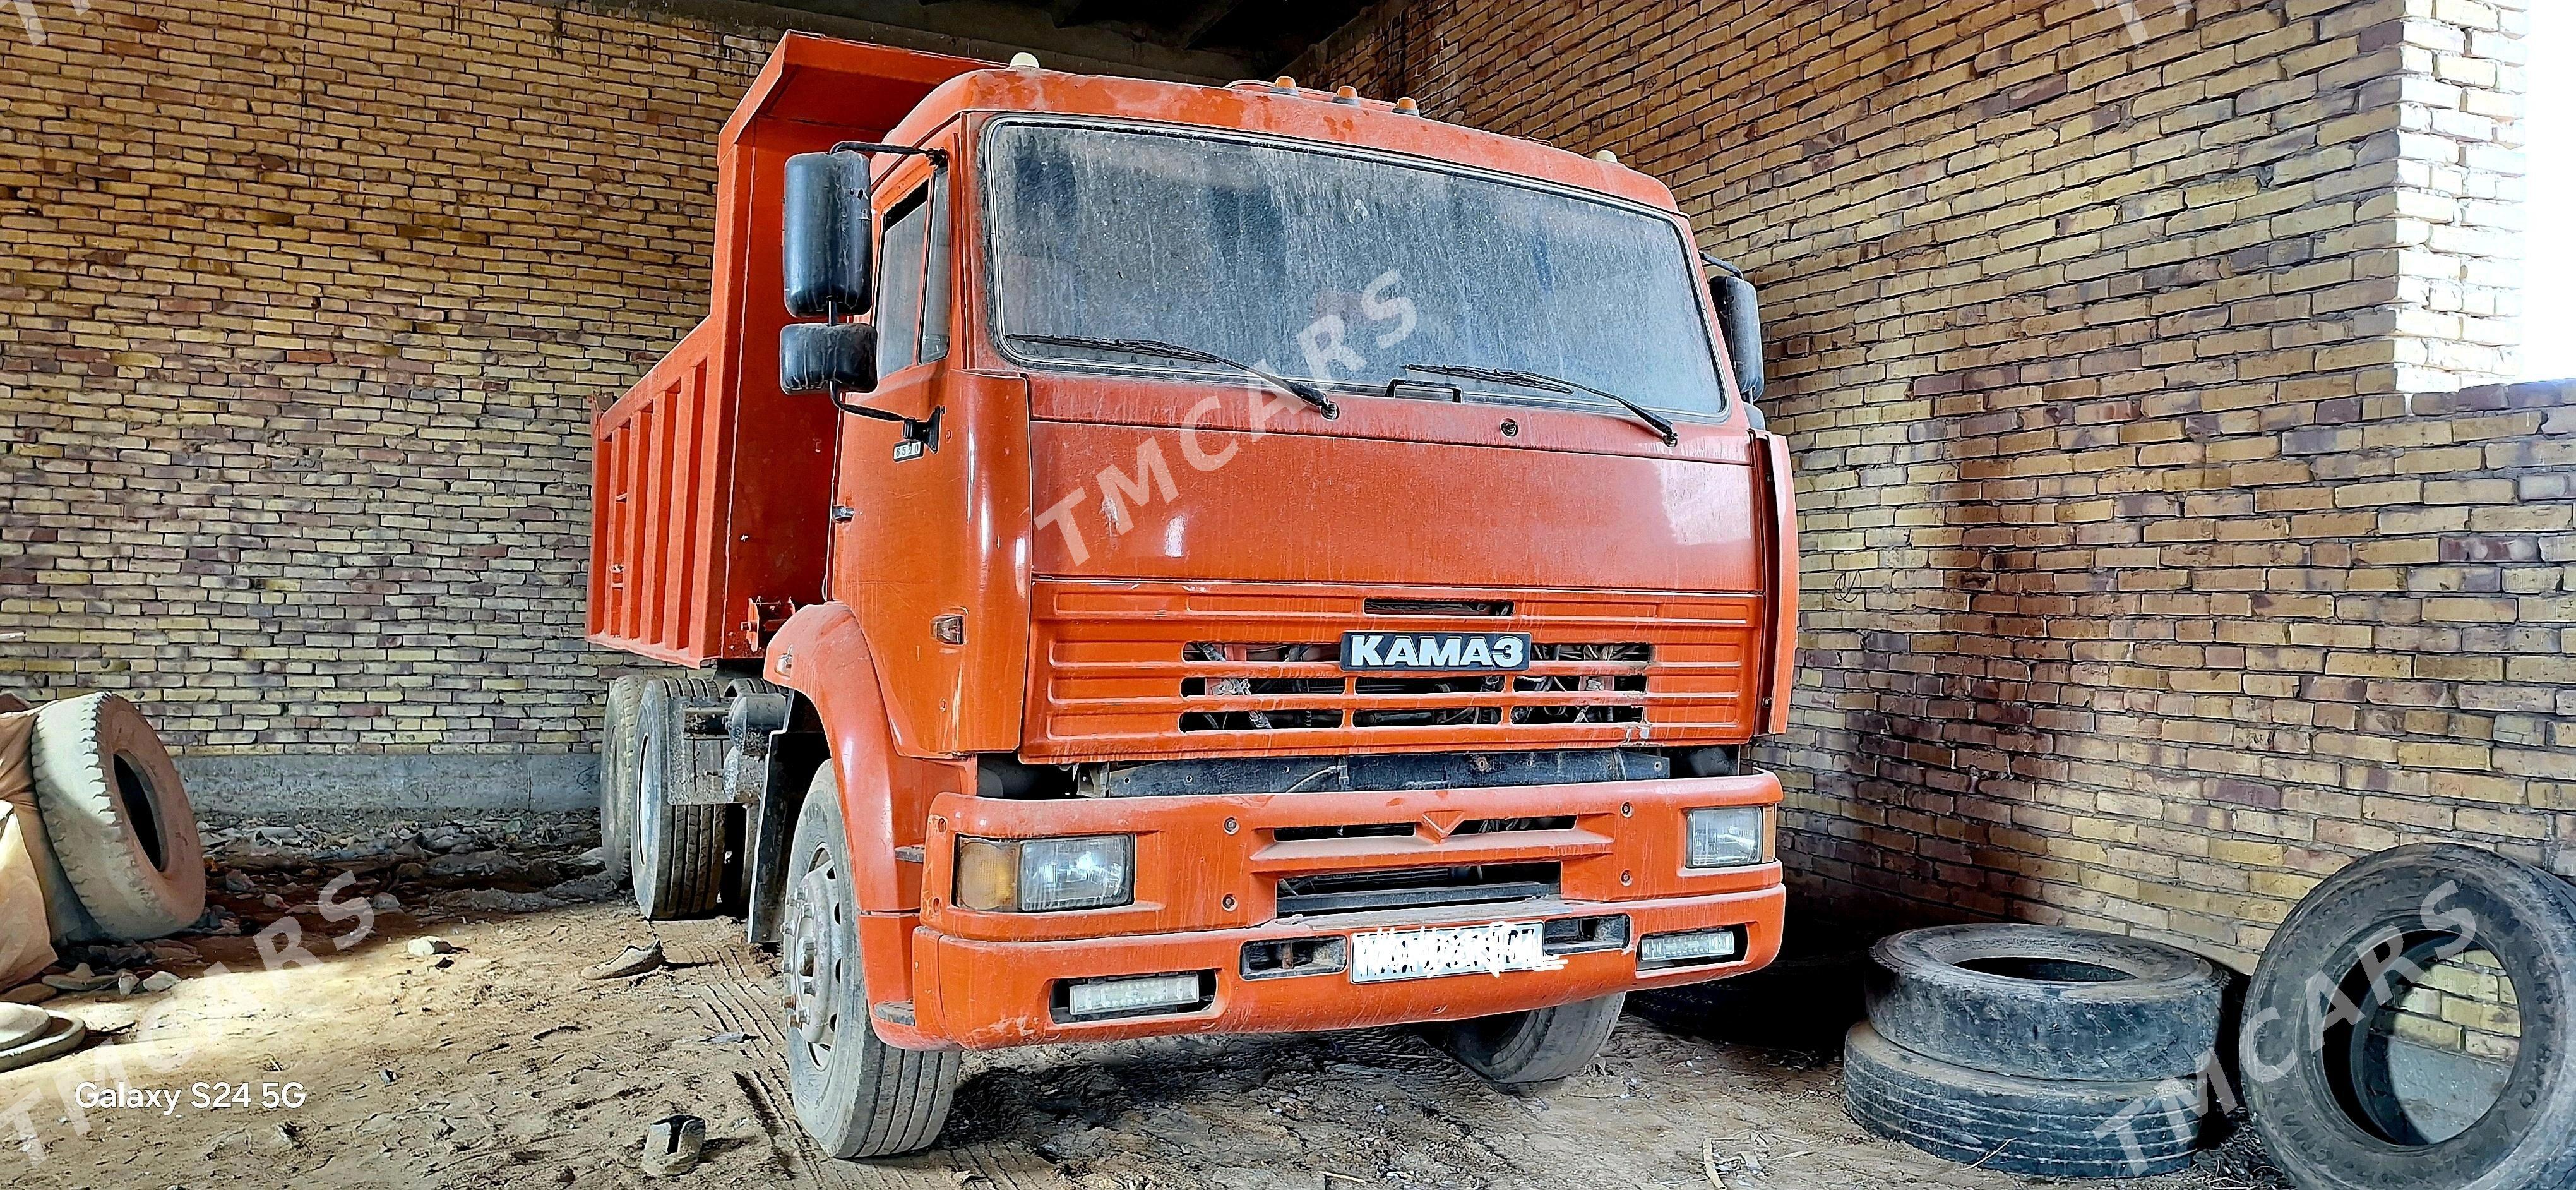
{"left": 1348, "top": 920, "right": 1566, "bottom": 984}
{"left": 1340, "top": 631, "right": 1530, "bottom": 673}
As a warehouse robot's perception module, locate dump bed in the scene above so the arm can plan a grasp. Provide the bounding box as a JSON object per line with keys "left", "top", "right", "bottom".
{"left": 587, "top": 35, "right": 987, "bottom": 666}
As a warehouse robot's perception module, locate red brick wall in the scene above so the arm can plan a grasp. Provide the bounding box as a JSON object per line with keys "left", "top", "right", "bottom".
{"left": 1296, "top": 0, "right": 2553, "bottom": 965}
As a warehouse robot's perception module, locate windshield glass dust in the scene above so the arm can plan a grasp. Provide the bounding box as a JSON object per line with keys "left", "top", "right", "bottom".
{"left": 984, "top": 121, "right": 1727, "bottom": 415}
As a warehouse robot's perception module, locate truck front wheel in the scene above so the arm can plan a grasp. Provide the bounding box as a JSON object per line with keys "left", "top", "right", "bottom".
{"left": 781, "top": 766, "right": 958, "bottom": 1158}
{"left": 1433, "top": 992, "right": 1626, "bottom": 1087}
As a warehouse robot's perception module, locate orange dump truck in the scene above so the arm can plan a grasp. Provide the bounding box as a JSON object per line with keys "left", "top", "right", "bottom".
{"left": 588, "top": 33, "right": 1798, "bottom": 1157}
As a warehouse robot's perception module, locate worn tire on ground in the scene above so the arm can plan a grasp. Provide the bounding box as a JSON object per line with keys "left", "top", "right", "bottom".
{"left": 631, "top": 678, "right": 730, "bottom": 920}
{"left": 783, "top": 766, "right": 958, "bottom": 1157}
{"left": 2239, "top": 843, "right": 2576, "bottom": 1190}
{"left": 1865, "top": 923, "right": 2228, "bottom": 1082}
{"left": 27, "top": 694, "right": 205, "bottom": 940}
{"left": 1844, "top": 1021, "right": 2206, "bottom": 1179}
{"left": 598, "top": 676, "right": 646, "bottom": 889}
{"left": 1434, "top": 992, "right": 1626, "bottom": 1086}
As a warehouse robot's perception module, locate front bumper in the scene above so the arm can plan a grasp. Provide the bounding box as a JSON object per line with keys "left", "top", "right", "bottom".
{"left": 893, "top": 772, "right": 1786, "bottom": 1049}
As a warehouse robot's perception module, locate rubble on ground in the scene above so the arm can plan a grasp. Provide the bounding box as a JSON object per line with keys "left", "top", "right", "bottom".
{"left": 3, "top": 811, "right": 613, "bottom": 1008}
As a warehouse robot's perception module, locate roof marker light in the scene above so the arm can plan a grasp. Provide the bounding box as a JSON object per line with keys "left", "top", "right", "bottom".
{"left": 1333, "top": 85, "right": 1361, "bottom": 105}
{"left": 1272, "top": 75, "right": 1297, "bottom": 93}
{"left": 1010, "top": 52, "right": 1040, "bottom": 69}
{"left": 1593, "top": 149, "right": 1619, "bottom": 163}
{"left": 1392, "top": 96, "right": 1421, "bottom": 116}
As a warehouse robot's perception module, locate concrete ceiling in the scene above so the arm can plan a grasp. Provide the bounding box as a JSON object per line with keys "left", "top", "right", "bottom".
{"left": 1011, "top": 0, "right": 1371, "bottom": 71}
{"left": 637, "top": 0, "right": 1373, "bottom": 82}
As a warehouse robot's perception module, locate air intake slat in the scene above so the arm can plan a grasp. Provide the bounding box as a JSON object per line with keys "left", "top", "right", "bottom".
{"left": 1276, "top": 863, "right": 1559, "bottom": 917}
{"left": 1024, "top": 581, "right": 1765, "bottom": 762}
{"left": 1363, "top": 598, "right": 1513, "bottom": 616}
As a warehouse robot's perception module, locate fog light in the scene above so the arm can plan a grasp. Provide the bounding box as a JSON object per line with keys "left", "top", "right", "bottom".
{"left": 954, "top": 834, "right": 1134, "bottom": 912}
{"left": 1685, "top": 807, "right": 1770, "bottom": 868}
{"left": 1639, "top": 929, "right": 1740, "bottom": 966}
{"left": 1241, "top": 937, "right": 1348, "bottom": 980}
{"left": 1064, "top": 971, "right": 1203, "bottom": 1018}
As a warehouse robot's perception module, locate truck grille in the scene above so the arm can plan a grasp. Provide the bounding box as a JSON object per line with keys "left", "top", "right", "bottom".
{"left": 1177, "top": 641, "right": 1650, "bottom": 732}
{"left": 1023, "top": 580, "right": 1763, "bottom": 762}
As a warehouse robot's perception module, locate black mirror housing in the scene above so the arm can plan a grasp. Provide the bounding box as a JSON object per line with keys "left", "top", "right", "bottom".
{"left": 1712, "top": 271, "right": 1763, "bottom": 405}
{"left": 780, "top": 322, "right": 878, "bottom": 394}
{"left": 783, "top": 150, "right": 874, "bottom": 317}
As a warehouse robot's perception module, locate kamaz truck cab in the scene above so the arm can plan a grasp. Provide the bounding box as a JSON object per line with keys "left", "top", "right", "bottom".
{"left": 589, "top": 33, "right": 1798, "bottom": 1157}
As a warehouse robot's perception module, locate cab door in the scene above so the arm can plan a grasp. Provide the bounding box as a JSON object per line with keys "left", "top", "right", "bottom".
{"left": 830, "top": 130, "right": 1029, "bottom": 757}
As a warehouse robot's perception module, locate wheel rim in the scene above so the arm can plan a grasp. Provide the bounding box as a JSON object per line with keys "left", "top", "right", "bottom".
{"left": 600, "top": 694, "right": 628, "bottom": 848}
{"left": 634, "top": 714, "right": 665, "bottom": 898}
{"left": 785, "top": 843, "right": 849, "bottom": 1070}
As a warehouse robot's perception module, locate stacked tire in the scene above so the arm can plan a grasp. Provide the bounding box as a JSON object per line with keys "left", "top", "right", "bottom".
{"left": 1846, "top": 924, "right": 2227, "bottom": 1179}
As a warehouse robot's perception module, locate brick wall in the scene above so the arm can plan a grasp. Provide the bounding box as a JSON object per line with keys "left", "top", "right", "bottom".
{"left": 0, "top": 0, "right": 773, "bottom": 805}
{"left": 1295, "top": 0, "right": 2555, "bottom": 968}
{"left": 6, "top": 0, "right": 2556, "bottom": 895}
{"left": 2394, "top": 945, "right": 2520, "bottom": 1065}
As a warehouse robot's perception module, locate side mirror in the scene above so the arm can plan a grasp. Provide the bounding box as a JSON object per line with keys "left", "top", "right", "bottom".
{"left": 780, "top": 322, "right": 877, "bottom": 394}
{"left": 782, "top": 150, "right": 873, "bottom": 318}
{"left": 1711, "top": 269, "right": 1764, "bottom": 405}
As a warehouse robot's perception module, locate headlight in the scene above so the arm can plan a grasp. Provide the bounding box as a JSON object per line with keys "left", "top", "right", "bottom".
{"left": 955, "top": 834, "right": 1134, "bottom": 912}
{"left": 1685, "top": 807, "right": 1770, "bottom": 868}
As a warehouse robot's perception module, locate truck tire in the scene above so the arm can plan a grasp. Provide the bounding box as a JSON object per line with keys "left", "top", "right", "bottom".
{"left": 2238, "top": 844, "right": 2576, "bottom": 1190}
{"left": 1866, "top": 924, "right": 2228, "bottom": 1082}
{"left": 1434, "top": 992, "right": 1626, "bottom": 1086}
{"left": 631, "top": 678, "right": 729, "bottom": 920}
{"left": 27, "top": 694, "right": 205, "bottom": 940}
{"left": 598, "top": 676, "right": 646, "bottom": 888}
{"left": 782, "top": 766, "right": 957, "bottom": 1158}
{"left": 1844, "top": 1021, "right": 2206, "bottom": 1178}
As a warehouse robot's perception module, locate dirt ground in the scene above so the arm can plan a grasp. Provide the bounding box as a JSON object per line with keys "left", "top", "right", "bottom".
{"left": 2, "top": 812, "right": 2291, "bottom": 1189}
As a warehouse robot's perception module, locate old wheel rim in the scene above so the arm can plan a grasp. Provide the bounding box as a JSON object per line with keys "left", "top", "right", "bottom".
{"left": 785, "top": 847, "right": 846, "bottom": 1067}
{"left": 634, "top": 718, "right": 665, "bottom": 885}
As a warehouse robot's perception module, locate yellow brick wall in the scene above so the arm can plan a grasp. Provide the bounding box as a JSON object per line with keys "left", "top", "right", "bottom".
{"left": 0, "top": 0, "right": 765, "bottom": 759}
{"left": 1296, "top": 0, "right": 2555, "bottom": 967}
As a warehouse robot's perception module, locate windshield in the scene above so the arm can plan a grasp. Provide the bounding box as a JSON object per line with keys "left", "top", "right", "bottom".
{"left": 982, "top": 121, "right": 1728, "bottom": 416}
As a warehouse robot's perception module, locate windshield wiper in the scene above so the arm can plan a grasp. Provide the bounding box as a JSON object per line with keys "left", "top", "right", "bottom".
{"left": 1010, "top": 334, "right": 1337, "bottom": 419}
{"left": 1403, "top": 364, "right": 1677, "bottom": 446}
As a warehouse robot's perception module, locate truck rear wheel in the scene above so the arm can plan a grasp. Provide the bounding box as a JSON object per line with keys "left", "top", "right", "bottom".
{"left": 597, "top": 676, "right": 646, "bottom": 888}
{"left": 1434, "top": 992, "right": 1626, "bottom": 1086}
{"left": 631, "top": 678, "right": 730, "bottom": 920}
{"left": 782, "top": 766, "right": 958, "bottom": 1157}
